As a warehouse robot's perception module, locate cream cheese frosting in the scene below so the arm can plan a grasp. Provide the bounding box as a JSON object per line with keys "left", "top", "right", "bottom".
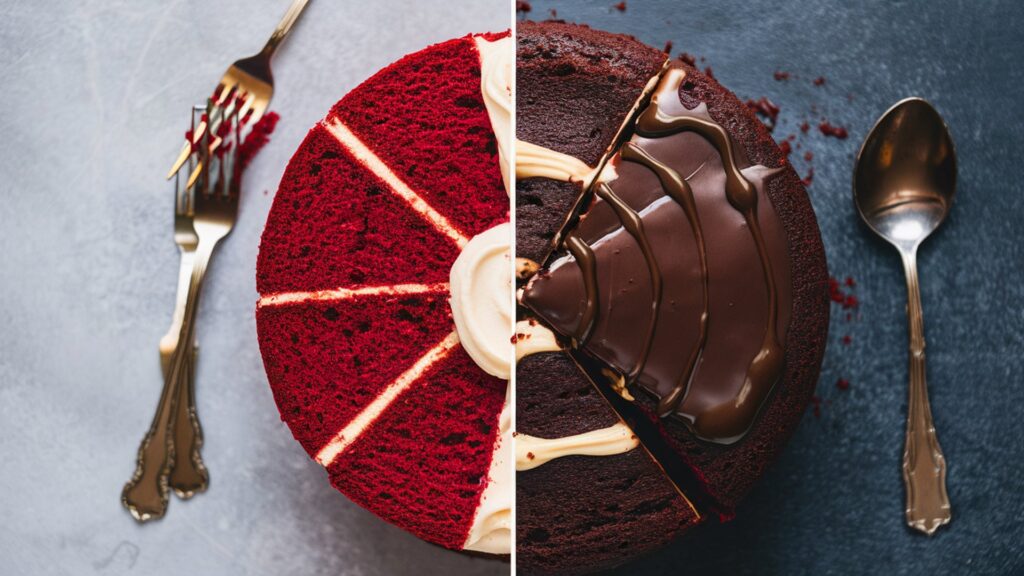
{"left": 449, "top": 222, "right": 513, "bottom": 380}
{"left": 463, "top": 386, "right": 511, "bottom": 554}
{"left": 455, "top": 37, "right": 513, "bottom": 547}
{"left": 474, "top": 35, "right": 513, "bottom": 196}
{"left": 516, "top": 139, "right": 596, "bottom": 185}
{"left": 516, "top": 423, "right": 640, "bottom": 471}
{"left": 514, "top": 320, "right": 561, "bottom": 362}
{"left": 450, "top": 222, "right": 512, "bottom": 553}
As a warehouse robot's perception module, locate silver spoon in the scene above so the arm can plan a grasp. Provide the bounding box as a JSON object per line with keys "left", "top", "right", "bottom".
{"left": 854, "top": 97, "right": 955, "bottom": 535}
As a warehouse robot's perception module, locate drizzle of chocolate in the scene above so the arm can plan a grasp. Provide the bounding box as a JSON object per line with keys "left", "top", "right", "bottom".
{"left": 523, "top": 66, "right": 791, "bottom": 444}
{"left": 593, "top": 181, "right": 662, "bottom": 380}
{"left": 563, "top": 234, "right": 598, "bottom": 346}
{"left": 618, "top": 142, "right": 709, "bottom": 414}
{"left": 637, "top": 68, "right": 784, "bottom": 439}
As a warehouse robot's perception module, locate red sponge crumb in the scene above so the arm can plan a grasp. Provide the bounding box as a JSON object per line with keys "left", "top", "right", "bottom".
{"left": 257, "top": 293, "right": 453, "bottom": 457}
{"left": 332, "top": 34, "right": 509, "bottom": 238}
{"left": 329, "top": 345, "right": 505, "bottom": 549}
{"left": 239, "top": 111, "right": 280, "bottom": 169}
{"left": 256, "top": 124, "right": 460, "bottom": 295}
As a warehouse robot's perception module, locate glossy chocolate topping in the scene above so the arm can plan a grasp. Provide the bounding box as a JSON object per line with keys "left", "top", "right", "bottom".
{"left": 522, "top": 65, "right": 794, "bottom": 444}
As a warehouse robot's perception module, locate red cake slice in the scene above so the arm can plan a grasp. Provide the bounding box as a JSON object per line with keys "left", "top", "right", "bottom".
{"left": 256, "top": 32, "right": 512, "bottom": 553}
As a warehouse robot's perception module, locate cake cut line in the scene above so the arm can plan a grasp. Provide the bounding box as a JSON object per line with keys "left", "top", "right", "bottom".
{"left": 315, "top": 330, "right": 460, "bottom": 466}
{"left": 257, "top": 282, "right": 450, "bottom": 308}
{"left": 323, "top": 117, "right": 470, "bottom": 248}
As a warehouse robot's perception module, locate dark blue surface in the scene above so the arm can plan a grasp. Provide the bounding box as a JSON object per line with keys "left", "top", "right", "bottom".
{"left": 522, "top": 1, "right": 1024, "bottom": 574}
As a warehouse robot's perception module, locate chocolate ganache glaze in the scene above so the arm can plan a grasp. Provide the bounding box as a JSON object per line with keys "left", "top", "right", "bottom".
{"left": 522, "top": 64, "right": 794, "bottom": 444}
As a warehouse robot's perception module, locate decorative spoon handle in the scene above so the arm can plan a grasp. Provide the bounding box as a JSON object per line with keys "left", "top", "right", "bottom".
{"left": 899, "top": 249, "right": 951, "bottom": 535}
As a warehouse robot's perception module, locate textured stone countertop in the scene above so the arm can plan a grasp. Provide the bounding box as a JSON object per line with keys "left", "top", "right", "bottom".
{"left": 522, "top": 1, "right": 1024, "bottom": 574}
{"left": 0, "top": 1, "right": 508, "bottom": 575}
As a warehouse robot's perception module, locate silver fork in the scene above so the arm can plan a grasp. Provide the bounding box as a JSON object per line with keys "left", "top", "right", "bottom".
{"left": 123, "top": 104, "right": 242, "bottom": 521}
{"left": 166, "top": 0, "right": 310, "bottom": 180}
{"left": 159, "top": 106, "right": 209, "bottom": 500}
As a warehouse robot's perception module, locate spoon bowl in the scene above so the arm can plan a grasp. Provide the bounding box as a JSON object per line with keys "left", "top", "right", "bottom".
{"left": 854, "top": 98, "right": 957, "bottom": 250}
{"left": 854, "top": 97, "right": 956, "bottom": 536}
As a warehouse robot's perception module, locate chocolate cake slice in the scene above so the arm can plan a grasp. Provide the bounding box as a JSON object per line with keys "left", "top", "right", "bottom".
{"left": 516, "top": 20, "right": 829, "bottom": 573}
{"left": 515, "top": 22, "right": 700, "bottom": 576}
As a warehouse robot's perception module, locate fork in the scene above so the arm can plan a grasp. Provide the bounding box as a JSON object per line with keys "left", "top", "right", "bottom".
{"left": 123, "top": 105, "right": 242, "bottom": 522}
{"left": 159, "top": 106, "right": 209, "bottom": 500}
{"left": 166, "top": 0, "right": 310, "bottom": 179}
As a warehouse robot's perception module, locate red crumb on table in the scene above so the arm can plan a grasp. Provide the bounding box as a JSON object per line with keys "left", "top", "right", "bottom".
{"left": 804, "top": 151, "right": 814, "bottom": 162}
{"left": 549, "top": 8, "right": 557, "bottom": 17}
{"left": 841, "top": 335, "right": 852, "bottom": 346}
{"left": 828, "top": 277, "right": 843, "bottom": 303}
{"left": 813, "top": 76, "right": 827, "bottom": 86}
{"left": 801, "top": 167, "right": 815, "bottom": 187}
{"left": 515, "top": 1, "right": 531, "bottom": 13}
{"left": 779, "top": 140, "right": 792, "bottom": 157}
{"left": 678, "top": 52, "right": 697, "bottom": 66}
{"left": 774, "top": 70, "right": 791, "bottom": 81}
{"left": 613, "top": 1, "right": 627, "bottom": 11}
{"left": 800, "top": 121, "right": 810, "bottom": 133}
{"left": 828, "top": 275, "right": 860, "bottom": 309}
{"left": 663, "top": 40, "right": 674, "bottom": 54}
{"left": 836, "top": 378, "right": 850, "bottom": 391}
{"left": 238, "top": 111, "right": 280, "bottom": 170}
{"left": 819, "top": 121, "right": 849, "bottom": 139}
{"left": 745, "top": 97, "right": 780, "bottom": 130}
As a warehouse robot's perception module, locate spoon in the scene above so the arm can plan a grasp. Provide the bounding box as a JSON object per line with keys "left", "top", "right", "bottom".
{"left": 854, "top": 97, "right": 955, "bottom": 535}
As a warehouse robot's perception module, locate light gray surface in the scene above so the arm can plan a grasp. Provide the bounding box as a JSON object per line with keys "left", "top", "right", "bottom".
{"left": 0, "top": 1, "right": 509, "bottom": 575}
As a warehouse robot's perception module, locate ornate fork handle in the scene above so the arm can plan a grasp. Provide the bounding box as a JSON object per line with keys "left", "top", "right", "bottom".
{"left": 157, "top": 243, "right": 209, "bottom": 499}
{"left": 123, "top": 242, "right": 217, "bottom": 521}
{"left": 900, "top": 249, "right": 951, "bottom": 535}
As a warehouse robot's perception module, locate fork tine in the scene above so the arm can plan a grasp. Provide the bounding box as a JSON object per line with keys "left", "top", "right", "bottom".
{"left": 166, "top": 117, "right": 210, "bottom": 180}
{"left": 248, "top": 99, "right": 268, "bottom": 126}
{"left": 236, "top": 93, "right": 258, "bottom": 125}
{"left": 176, "top": 107, "right": 204, "bottom": 214}
{"left": 165, "top": 83, "right": 237, "bottom": 180}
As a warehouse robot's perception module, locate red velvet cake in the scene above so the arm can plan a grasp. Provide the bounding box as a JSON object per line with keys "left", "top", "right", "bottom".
{"left": 257, "top": 31, "right": 513, "bottom": 554}
{"left": 515, "top": 21, "right": 829, "bottom": 574}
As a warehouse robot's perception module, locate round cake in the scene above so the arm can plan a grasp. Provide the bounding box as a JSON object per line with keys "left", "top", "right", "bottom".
{"left": 515, "top": 21, "right": 829, "bottom": 574}
{"left": 256, "top": 32, "right": 513, "bottom": 554}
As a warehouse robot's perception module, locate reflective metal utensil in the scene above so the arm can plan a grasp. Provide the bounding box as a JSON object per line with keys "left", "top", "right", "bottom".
{"left": 853, "top": 97, "right": 956, "bottom": 535}
{"left": 166, "top": 0, "right": 310, "bottom": 180}
{"left": 123, "top": 104, "right": 241, "bottom": 522}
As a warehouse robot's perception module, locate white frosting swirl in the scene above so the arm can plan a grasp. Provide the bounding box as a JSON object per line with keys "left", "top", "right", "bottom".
{"left": 462, "top": 386, "right": 511, "bottom": 554}
{"left": 474, "top": 35, "right": 513, "bottom": 196}
{"left": 449, "top": 222, "right": 513, "bottom": 380}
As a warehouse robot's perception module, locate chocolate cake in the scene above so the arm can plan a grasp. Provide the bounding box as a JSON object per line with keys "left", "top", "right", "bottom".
{"left": 516, "top": 21, "right": 829, "bottom": 574}
{"left": 256, "top": 32, "right": 513, "bottom": 554}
